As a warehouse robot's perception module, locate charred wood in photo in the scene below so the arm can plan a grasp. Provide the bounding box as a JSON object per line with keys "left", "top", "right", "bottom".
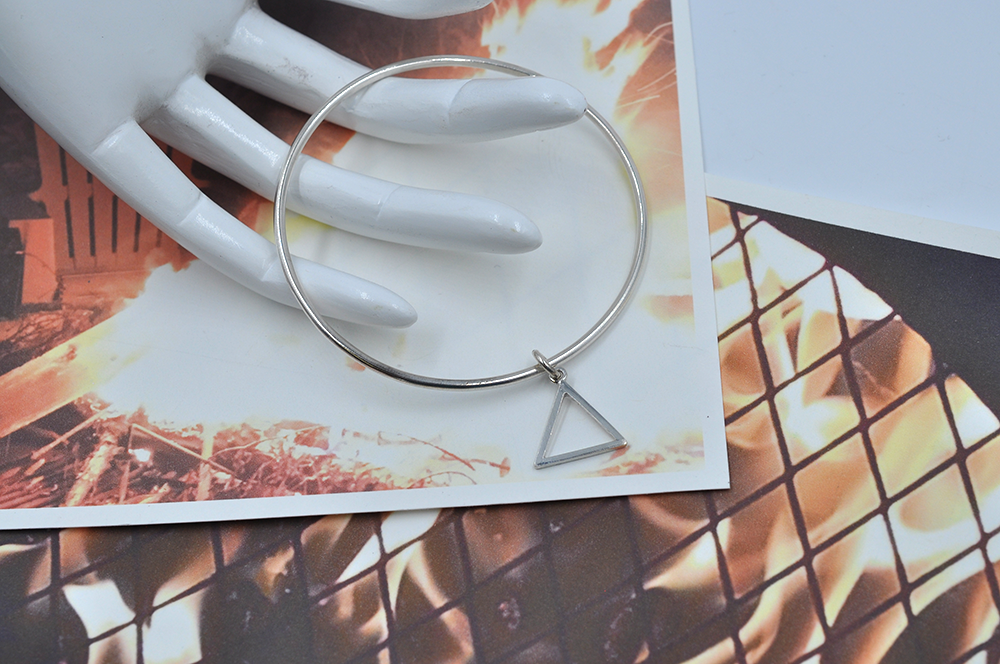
{"left": 30, "top": 409, "right": 105, "bottom": 460}
{"left": 64, "top": 431, "right": 120, "bottom": 506}
{"left": 129, "top": 424, "right": 241, "bottom": 482}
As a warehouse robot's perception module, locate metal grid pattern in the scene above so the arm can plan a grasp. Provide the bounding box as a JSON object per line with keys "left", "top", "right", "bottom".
{"left": 2, "top": 205, "right": 1000, "bottom": 663}
{"left": 709, "top": 203, "right": 1000, "bottom": 663}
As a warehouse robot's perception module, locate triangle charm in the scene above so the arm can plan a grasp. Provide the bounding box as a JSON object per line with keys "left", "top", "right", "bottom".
{"left": 534, "top": 380, "right": 628, "bottom": 469}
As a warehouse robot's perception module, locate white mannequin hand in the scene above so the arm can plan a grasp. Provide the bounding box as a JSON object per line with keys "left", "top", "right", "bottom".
{"left": 0, "top": 0, "right": 586, "bottom": 326}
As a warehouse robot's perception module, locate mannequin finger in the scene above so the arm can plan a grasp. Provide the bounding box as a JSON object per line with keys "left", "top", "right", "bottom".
{"left": 324, "top": 0, "right": 491, "bottom": 20}
{"left": 213, "top": 9, "right": 586, "bottom": 144}
{"left": 144, "top": 76, "right": 542, "bottom": 253}
{"left": 85, "top": 120, "right": 417, "bottom": 327}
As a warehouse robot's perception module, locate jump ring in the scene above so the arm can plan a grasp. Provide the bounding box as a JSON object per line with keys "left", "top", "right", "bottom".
{"left": 532, "top": 350, "right": 566, "bottom": 383}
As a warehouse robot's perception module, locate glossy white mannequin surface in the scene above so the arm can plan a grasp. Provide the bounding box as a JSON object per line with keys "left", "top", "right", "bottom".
{"left": 0, "top": 0, "right": 587, "bottom": 326}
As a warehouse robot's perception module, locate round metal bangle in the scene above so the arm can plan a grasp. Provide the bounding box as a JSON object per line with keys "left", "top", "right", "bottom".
{"left": 273, "top": 54, "right": 648, "bottom": 390}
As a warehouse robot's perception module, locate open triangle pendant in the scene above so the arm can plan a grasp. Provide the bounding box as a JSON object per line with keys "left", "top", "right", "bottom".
{"left": 534, "top": 379, "right": 628, "bottom": 469}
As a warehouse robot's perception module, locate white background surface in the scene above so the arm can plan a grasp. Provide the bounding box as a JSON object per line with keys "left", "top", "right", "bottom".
{"left": 690, "top": 2, "right": 1000, "bottom": 231}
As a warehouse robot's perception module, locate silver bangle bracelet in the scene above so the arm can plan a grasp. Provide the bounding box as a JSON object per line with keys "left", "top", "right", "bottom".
{"left": 273, "top": 54, "right": 648, "bottom": 468}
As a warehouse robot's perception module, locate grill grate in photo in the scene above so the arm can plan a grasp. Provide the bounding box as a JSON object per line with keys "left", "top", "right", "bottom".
{"left": 2, "top": 199, "right": 1000, "bottom": 663}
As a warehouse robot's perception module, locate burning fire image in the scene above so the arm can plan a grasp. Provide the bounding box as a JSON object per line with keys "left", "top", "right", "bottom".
{"left": 0, "top": 0, "right": 697, "bottom": 512}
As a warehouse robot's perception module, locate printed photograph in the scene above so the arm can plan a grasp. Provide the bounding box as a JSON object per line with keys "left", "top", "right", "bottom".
{"left": 0, "top": 0, "right": 728, "bottom": 525}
